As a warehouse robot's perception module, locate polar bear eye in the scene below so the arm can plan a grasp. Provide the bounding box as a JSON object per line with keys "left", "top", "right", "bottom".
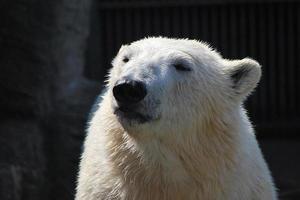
{"left": 173, "top": 63, "right": 191, "bottom": 72}
{"left": 122, "top": 57, "right": 129, "bottom": 63}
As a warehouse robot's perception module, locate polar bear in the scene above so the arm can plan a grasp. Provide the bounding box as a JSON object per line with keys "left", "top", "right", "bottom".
{"left": 76, "top": 37, "right": 277, "bottom": 200}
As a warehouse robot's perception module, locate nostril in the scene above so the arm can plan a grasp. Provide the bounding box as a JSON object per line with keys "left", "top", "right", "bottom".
{"left": 113, "top": 83, "right": 127, "bottom": 103}
{"left": 129, "top": 81, "right": 147, "bottom": 101}
{"left": 113, "top": 80, "right": 147, "bottom": 105}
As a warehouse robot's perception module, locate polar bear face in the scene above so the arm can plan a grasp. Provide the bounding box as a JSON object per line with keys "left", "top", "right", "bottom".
{"left": 107, "top": 37, "right": 261, "bottom": 136}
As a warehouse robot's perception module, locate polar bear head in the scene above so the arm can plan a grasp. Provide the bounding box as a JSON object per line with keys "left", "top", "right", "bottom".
{"left": 107, "top": 37, "right": 261, "bottom": 137}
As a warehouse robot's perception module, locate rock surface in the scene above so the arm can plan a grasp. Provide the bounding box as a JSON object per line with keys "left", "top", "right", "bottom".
{"left": 0, "top": 0, "right": 100, "bottom": 199}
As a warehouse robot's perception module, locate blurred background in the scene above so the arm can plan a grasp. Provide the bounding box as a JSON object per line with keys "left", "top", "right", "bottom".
{"left": 0, "top": 0, "right": 299, "bottom": 199}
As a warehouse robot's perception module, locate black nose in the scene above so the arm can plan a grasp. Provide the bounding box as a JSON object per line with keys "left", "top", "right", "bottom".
{"left": 113, "top": 79, "right": 147, "bottom": 105}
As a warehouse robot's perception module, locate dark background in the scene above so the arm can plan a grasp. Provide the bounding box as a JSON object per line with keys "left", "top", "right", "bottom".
{"left": 0, "top": 0, "right": 299, "bottom": 199}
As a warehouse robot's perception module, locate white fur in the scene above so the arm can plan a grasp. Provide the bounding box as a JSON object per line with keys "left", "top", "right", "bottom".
{"left": 76, "top": 37, "right": 277, "bottom": 200}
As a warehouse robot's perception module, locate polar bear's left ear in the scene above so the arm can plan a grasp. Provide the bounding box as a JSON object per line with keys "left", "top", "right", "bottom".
{"left": 225, "top": 58, "right": 262, "bottom": 100}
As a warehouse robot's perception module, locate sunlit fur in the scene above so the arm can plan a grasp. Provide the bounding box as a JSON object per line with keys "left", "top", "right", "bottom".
{"left": 76, "top": 37, "right": 277, "bottom": 200}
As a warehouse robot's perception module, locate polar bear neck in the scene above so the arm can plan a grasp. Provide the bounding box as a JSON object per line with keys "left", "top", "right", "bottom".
{"left": 103, "top": 106, "right": 246, "bottom": 199}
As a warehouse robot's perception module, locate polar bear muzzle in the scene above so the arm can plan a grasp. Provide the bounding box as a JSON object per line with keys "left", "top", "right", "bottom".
{"left": 113, "top": 79, "right": 147, "bottom": 105}
{"left": 112, "top": 78, "right": 152, "bottom": 124}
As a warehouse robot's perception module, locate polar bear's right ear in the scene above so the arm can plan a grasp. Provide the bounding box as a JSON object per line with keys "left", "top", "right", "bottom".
{"left": 118, "top": 45, "right": 128, "bottom": 53}
{"left": 225, "top": 58, "right": 262, "bottom": 100}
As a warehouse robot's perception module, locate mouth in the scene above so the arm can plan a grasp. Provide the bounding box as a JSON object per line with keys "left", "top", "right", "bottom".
{"left": 114, "top": 106, "right": 152, "bottom": 124}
